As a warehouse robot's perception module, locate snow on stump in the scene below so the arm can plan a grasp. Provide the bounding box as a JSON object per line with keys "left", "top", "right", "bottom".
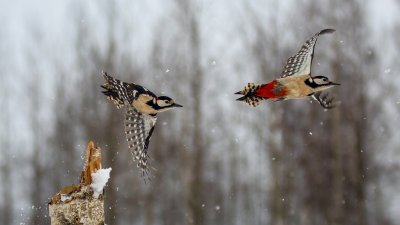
{"left": 48, "top": 141, "right": 111, "bottom": 225}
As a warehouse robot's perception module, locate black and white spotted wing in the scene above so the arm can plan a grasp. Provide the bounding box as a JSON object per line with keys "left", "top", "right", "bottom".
{"left": 124, "top": 107, "right": 157, "bottom": 177}
{"left": 280, "top": 29, "right": 335, "bottom": 78}
{"left": 311, "top": 92, "right": 339, "bottom": 109}
{"left": 101, "top": 72, "right": 157, "bottom": 109}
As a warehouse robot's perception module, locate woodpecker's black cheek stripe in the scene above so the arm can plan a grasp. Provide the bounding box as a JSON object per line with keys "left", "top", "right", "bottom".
{"left": 147, "top": 100, "right": 154, "bottom": 106}
{"left": 304, "top": 79, "right": 319, "bottom": 88}
{"left": 147, "top": 100, "right": 162, "bottom": 110}
{"left": 304, "top": 79, "right": 335, "bottom": 88}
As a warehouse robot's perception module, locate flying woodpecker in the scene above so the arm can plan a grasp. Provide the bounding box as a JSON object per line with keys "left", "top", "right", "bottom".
{"left": 236, "top": 29, "right": 340, "bottom": 109}
{"left": 101, "top": 72, "right": 182, "bottom": 181}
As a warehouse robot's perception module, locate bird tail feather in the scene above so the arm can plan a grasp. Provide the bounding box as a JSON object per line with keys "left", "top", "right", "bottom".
{"left": 235, "top": 83, "right": 264, "bottom": 107}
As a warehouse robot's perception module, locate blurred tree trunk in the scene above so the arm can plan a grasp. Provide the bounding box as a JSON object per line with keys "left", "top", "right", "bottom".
{"left": 1, "top": 161, "right": 12, "bottom": 225}
{"left": 329, "top": 59, "right": 344, "bottom": 225}
{"left": 187, "top": 4, "right": 205, "bottom": 225}
{"left": 227, "top": 142, "right": 239, "bottom": 225}
{"left": 30, "top": 146, "right": 44, "bottom": 225}
{"left": 1, "top": 76, "right": 13, "bottom": 225}
{"left": 165, "top": 0, "right": 207, "bottom": 224}
{"left": 328, "top": 2, "right": 370, "bottom": 225}
{"left": 28, "top": 69, "right": 47, "bottom": 225}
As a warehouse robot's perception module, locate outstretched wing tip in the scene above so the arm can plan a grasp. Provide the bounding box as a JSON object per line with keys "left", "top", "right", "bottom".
{"left": 280, "top": 28, "right": 335, "bottom": 78}
{"left": 319, "top": 28, "right": 336, "bottom": 35}
{"left": 102, "top": 71, "right": 109, "bottom": 78}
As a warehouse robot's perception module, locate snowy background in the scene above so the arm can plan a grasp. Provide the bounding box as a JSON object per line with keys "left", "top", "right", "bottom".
{"left": 1, "top": 0, "right": 400, "bottom": 225}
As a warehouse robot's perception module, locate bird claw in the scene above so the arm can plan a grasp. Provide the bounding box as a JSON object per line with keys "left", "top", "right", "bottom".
{"left": 313, "top": 92, "right": 340, "bottom": 109}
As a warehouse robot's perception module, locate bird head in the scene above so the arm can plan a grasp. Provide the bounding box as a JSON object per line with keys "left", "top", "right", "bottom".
{"left": 151, "top": 96, "right": 183, "bottom": 112}
{"left": 306, "top": 76, "right": 340, "bottom": 91}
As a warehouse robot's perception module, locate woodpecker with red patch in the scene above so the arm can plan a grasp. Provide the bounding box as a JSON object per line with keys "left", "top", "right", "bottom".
{"left": 236, "top": 29, "right": 340, "bottom": 109}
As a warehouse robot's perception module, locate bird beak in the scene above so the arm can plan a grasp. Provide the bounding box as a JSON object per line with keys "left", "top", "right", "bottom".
{"left": 330, "top": 82, "right": 341, "bottom": 86}
{"left": 235, "top": 91, "right": 242, "bottom": 95}
{"left": 236, "top": 96, "right": 247, "bottom": 101}
{"left": 172, "top": 103, "right": 183, "bottom": 107}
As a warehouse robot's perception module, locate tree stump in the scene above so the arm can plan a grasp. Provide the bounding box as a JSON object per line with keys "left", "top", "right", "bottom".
{"left": 48, "top": 141, "right": 110, "bottom": 225}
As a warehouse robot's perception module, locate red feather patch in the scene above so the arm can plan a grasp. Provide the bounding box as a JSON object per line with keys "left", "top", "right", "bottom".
{"left": 255, "top": 80, "right": 287, "bottom": 99}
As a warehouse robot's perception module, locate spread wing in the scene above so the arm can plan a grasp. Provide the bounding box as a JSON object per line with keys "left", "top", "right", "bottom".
{"left": 101, "top": 72, "right": 134, "bottom": 107}
{"left": 101, "top": 72, "right": 156, "bottom": 109}
{"left": 280, "top": 29, "right": 335, "bottom": 78}
{"left": 124, "top": 107, "right": 157, "bottom": 180}
{"left": 311, "top": 92, "right": 339, "bottom": 109}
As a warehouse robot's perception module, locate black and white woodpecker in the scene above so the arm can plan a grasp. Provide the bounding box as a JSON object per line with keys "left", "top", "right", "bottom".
{"left": 101, "top": 72, "right": 182, "bottom": 180}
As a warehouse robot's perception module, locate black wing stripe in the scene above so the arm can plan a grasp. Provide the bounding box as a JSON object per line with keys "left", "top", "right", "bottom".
{"left": 144, "top": 126, "right": 155, "bottom": 150}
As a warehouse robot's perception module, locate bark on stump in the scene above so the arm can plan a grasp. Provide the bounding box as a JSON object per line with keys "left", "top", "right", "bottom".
{"left": 48, "top": 141, "right": 106, "bottom": 225}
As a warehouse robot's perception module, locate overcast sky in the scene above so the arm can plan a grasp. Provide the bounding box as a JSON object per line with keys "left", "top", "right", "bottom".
{"left": 1, "top": 0, "right": 399, "bottom": 75}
